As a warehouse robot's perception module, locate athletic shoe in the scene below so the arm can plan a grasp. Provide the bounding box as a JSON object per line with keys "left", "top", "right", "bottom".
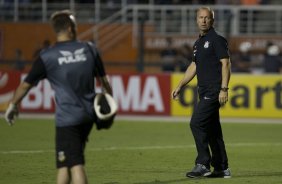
{"left": 208, "top": 168, "right": 231, "bottom": 178}
{"left": 186, "top": 164, "right": 211, "bottom": 178}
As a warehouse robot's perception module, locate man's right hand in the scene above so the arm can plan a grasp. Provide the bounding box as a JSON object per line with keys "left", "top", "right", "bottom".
{"left": 4, "top": 103, "right": 18, "bottom": 126}
{"left": 172, "top": 88, "right": 181, "bottom": 100}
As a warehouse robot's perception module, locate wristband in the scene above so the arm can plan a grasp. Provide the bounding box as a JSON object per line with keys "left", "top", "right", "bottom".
{"left": 221, "top": 87, "right": 229, "bottom": 92}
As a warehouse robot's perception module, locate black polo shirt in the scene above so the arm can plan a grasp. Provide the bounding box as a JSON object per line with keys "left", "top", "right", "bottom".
{"left": 192, "top": 27, "right": 230, "bottom": 86}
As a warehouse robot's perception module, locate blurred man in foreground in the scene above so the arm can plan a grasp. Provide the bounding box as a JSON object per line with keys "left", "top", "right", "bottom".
{"left": 4, "top": 10, "right": 113, "bottom": 184}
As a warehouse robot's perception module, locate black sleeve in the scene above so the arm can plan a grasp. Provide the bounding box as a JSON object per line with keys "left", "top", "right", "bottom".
{"left": 87, "top": 42, "right": 106, "bottom": 77}
{"left": 214, "top": 36, "right": 230, "bottom": 60}
{"left": 24, "top": 57, "right": 47, "bottom": 85}
{"left": 192, "top": 43, "right": 196, "bottom": 62}
{"left": 94, "top": 52, "right": 106, "bottom": 77}
{"left": 86, "top": 42, "right": 106, "bottom": 77}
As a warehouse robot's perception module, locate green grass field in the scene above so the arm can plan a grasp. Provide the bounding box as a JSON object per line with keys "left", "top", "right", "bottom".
{"left": 1, "top": 117, "right": 282, "bottom": 184}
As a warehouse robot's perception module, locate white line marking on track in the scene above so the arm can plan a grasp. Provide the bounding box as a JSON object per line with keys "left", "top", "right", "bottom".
{"left": 1, "top": 142, "right": 282, "bottom": 154}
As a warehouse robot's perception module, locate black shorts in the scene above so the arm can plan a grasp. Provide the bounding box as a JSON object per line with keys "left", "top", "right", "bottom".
{"left": 55, "top": 122, "right": 94, "bottom": 168}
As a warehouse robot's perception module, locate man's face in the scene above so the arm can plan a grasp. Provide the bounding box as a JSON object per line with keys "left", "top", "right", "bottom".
{"left": 196, "top": 9, "right": 213, "bottom": 34}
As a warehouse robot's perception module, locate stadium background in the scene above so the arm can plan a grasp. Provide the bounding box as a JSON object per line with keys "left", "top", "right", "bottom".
{"left": 0, "top": 0, "right": 282, "bottom": 120}
{"left": 1, "top": 2, "right": 282, "bottom": 184}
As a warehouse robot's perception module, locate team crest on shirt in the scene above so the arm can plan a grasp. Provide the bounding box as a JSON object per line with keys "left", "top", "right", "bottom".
{"left": 58, "top": 48, "right": 86, "bottom": 65}
{"left": 204, "top": 41, "right": 210, "bottom": 48}
{"left": 58, "top": 151, "right": 66, "bottom": 162}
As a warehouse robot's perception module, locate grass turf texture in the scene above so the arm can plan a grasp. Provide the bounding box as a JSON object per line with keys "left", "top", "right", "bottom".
{"left": 0, "top": 118, "right": 282, "bottom": 184}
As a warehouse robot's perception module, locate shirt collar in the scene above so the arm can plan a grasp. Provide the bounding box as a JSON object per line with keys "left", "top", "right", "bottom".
{"left": 199, "top": 27, "right": 215, "bottom": 38}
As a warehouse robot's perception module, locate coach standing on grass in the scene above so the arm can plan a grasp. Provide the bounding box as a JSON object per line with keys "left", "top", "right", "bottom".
{"left": 4, "top": 10, "right": 113, "bottom": 184}
{"left": 172, "top": 7, "right": 232, "bottom": 179}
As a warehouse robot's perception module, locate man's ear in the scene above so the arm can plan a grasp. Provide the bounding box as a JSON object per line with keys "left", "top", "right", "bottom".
{"left": 68, "top": 26, "right": 76, "bottom": 39}
{"left": 66, "top": 26, "right": 72, "bottom": 34}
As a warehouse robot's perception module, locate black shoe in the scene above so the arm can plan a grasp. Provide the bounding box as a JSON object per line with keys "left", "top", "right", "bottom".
{"left": 186, "top": 164, "right": 211, "bottom": 178}
{"left": 208, "top": 168, "right": 231, "bottom": 178}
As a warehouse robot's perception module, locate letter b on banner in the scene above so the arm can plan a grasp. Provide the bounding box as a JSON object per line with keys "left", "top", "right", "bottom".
{"left": 21, "top": 75, "right": 55, "bottom": 111}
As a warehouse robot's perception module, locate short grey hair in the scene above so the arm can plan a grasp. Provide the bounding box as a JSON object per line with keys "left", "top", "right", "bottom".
{"left": 197, "top": 7, "right": 215, "bottom": 20}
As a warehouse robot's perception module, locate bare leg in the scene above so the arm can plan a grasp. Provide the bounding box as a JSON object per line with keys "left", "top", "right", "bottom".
{"left": 71, "top": 165, "right": 88, "bottom": 184}
{"left": 57, "top": 167, "right": 71, "bottom": 184}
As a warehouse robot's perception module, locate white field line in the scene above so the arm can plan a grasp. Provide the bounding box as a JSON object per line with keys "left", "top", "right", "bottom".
{"left": 0, "top": 113, "right": 281, "bottom": 124}
{"left": 1, "top": 142, "right": 282, "bottom": 154}
{"left": 117, "top": 116, "right": 282, "bottom": 124}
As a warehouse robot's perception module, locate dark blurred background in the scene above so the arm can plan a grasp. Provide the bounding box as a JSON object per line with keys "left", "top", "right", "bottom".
{"left": 0, "top": 0, "right": 281, "bottom": 74}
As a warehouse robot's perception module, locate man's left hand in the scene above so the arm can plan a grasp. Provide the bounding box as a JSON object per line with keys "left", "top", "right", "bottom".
{"left": 219, "top": 91, "right": 228, "bottom": 106}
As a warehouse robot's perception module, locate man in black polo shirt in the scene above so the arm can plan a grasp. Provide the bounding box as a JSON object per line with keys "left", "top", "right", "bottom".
{"left": 172, "top": 7, "right": 231, "bottom": 178}
{"left": 4, "top": 10, "right": 113, "bottom": 184}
